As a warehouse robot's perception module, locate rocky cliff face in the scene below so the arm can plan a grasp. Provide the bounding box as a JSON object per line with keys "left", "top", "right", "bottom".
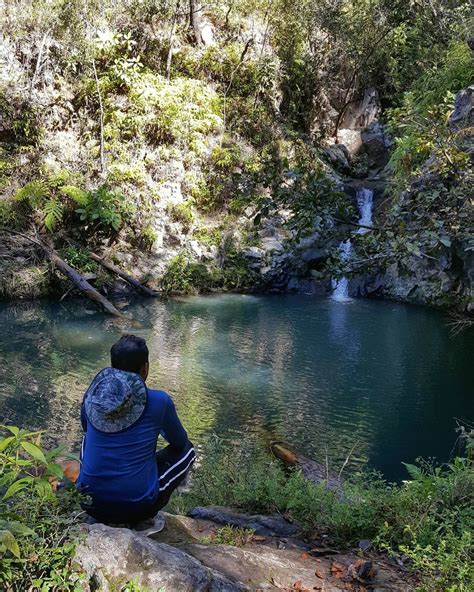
{"left": 1, "top": 11, "right": 471, "bottom": 313}
{"left": 238, "top": 85, "right": 473, "bottom": 312}
{"left": 367, "top": 86, "right": 473, "bottom": 311}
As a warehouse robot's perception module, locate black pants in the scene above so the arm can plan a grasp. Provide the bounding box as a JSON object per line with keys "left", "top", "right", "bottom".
{"left": 148, "top": 439, "right": 196, "bottom": 516}
{"left": 83, "top": 440, "right": 195, "bottom": 524}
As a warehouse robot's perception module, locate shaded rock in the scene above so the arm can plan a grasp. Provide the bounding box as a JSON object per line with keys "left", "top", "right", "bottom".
{"left": 287, "top": 277, "right": 299, "bottom": 291}
{"left": 358, "top": 539, "right": 373, "bottom": 551}
{"left": 188, "top": 506, "right": 299, "bottom": 537}
{"left": 301, "top": 248, "right": 327, "bottom": 263}
{"left": 361, "top": 122, "right": 392, "bottom": 170}
{"left": 241, "top": 246, "right": 264, "bottom": 259}
{"left": 324, "top": 144, "right": 352, "bottom": 174}
{"left": 151, "top": 512, "right": 216, "bottom": 545}
{"left": 74, "top": 523, "right": 245, "bottom": 591}
{"left": 341, "top": 87, "right": 381, "bottom": 130}
{"left": 449, "top": 85, "right": 474, "bottom": 130}
{"left": 260, "top": 236, "right": 284, "bottom": 253}
{"left": 285, "top": 278, "right": 331, "bottom": 296}
{"left": 296, "top": 232, "right": 320, "bottom": 251}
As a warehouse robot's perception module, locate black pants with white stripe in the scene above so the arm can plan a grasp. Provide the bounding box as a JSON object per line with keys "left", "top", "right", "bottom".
{"left": 81, "top": 440, "right": 195, "bottom": 524}
{"left": 148, "top": 439, "right": 196, "bottom": 516}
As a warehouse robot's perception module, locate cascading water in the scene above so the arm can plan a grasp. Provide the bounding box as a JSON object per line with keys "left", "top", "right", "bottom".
{"left": 331, "top": 187, "right": 373, "bottom": 301}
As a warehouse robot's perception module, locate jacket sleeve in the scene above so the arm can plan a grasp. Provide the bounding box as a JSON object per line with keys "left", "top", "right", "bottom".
{"left": 161, "top": 396, "right": 188, "bottom": 450}
{"left": 80, "top": 403, "right": 87, "bottom": 432}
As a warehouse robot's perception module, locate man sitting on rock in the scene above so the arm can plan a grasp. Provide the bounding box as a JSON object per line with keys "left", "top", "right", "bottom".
{"left": 77, "top": 334, "right": 195, "bottom": 530}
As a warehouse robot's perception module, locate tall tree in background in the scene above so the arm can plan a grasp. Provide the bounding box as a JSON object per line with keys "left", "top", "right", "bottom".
{"left": 189, "top": 0, "right": 202, "bottom": 45}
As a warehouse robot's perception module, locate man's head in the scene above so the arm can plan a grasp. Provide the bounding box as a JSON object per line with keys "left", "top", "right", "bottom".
{"left": 110, "top": 334, "right": 149, "bottom": 381}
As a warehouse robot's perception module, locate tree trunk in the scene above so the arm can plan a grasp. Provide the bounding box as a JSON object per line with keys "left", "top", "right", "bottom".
{"left": 92, "top": 59, "right": 107, "bottom": 178}
{"left": 189, "top": 0, "right": 202, "bottom": 45}
{"left": 87, "top": 251, "right": 160, "bottom": 297}
{"left": 166, "top": 0, "right": 180, "bottom": 80}
{"left": 271, "top": 441, "right": 344, "bottom": 496}
{"left": 0, "top": 228, "right": 122, "bottom": 316}
{"left": 30, "top": 30, "right": 50, "bottom": 99}
{"left": 45, "top": 246, "right": 122, "bottom": 315}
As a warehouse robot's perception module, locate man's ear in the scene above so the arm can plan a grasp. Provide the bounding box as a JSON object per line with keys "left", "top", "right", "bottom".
{"left": 140, "top": 362, "right": 149, "bottom": 381}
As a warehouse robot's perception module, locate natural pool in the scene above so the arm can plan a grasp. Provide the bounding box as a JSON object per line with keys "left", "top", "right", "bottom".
{"left": 0, "top": 294, "right": 472, "bottom": 481}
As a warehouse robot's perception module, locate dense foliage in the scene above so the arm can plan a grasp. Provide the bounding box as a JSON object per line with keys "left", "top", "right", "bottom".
{"left": 0, "top": 426, "right": 83, "bottom": 590}
{"left": 1, "top": 1, "right": 471, "bottom": 303}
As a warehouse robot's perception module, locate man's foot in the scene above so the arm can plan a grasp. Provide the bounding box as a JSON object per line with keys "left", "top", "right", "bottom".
{"left": 134, "top": 513, "right": 166, "bottom": 537}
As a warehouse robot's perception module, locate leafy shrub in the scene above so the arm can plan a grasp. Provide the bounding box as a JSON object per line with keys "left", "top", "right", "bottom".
{"left": 134, "top": 224, "right": 157, "bottom": 252}
{"left": 192, "top": 225, "right": 223, "bottom": 247}
{"left": 0, "top": 94, "right": 41, "bottom": 147}
{"left": 160, "top": 253, "right": 221, "bottom": 295}
{"left": 63, "top": 247, "right": 99, "bottom": 273}
{"left": 0, "top": 426, "right": 84, "bottom": 590}
{"left": 100, "top": 68, "right": 222, "bottom": 161}
{"left": 167, "top": 199, "right": 195, "bottom": 231}
{"left": 76, "top": 184, "right": 133, "bottom": 233}
{"left": 221, "top": 251, "right": 258, "bottom": 291}
{"left": 388, "top": 40, "right": 474, "bottom": 185}
{"left": 0, "top": 199, "right": 19, "bottom": 227}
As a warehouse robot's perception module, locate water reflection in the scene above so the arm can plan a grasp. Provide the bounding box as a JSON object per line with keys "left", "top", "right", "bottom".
{"left": 0, "top": 295, "right": 472, "bottom": 481}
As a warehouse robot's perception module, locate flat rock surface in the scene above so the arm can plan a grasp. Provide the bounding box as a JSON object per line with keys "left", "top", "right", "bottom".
{"left": 183, "top": 542, "right": 411, "bottom": 591}
{"left": 74, "top": 510, "right": 414, "bottom": 591}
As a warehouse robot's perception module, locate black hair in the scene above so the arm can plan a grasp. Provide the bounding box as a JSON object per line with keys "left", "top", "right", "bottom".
{"left": 110, "top": 334, "right": 149, "bottom": 374}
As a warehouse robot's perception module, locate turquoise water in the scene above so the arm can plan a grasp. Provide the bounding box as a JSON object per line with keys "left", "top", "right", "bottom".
{"left": 0, "top": 294, "right": 472, "bottom": 481}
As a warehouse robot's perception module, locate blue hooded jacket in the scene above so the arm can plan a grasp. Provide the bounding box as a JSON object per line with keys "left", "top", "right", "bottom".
{"left": 77, "top": 369, "right": 187, "bottom": 519}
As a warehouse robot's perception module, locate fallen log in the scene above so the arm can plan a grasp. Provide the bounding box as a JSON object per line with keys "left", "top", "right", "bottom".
{"left": 271, "top": 441, "right": 344, "bottom": 495}
{"left": 0, "top": 228, "right": 123, "bottom": 316}
{"left": 66, "top": 239, "right": 159, "bottom": 297}
{"left": 88, "top": 252, "right": 159, "bottom": 297}
{"left": 46, "top": 245, "right": 123, "bottom": 316}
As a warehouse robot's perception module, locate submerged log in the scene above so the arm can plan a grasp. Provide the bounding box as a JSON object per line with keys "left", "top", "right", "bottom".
{"left": 271, "top": 441, "right": 344, "bottom": 495}
{"left": 0, "top": 228, "right": 123, "bottom": 316}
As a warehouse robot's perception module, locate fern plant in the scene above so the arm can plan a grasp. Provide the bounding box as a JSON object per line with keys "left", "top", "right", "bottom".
{"left": 43, "top": 198, "right": 64, "bottom": 231}
{"left": 15, "top": 180, "right": 49, "bottom": 207}
{"left": 15, "top": 179, "right": 88, "bottom": 232}
{"left": 60, "top": 185, "right": 89, "bottom": 206}
{"left": 14, "top": 177, "right": 132, "bottom": 235}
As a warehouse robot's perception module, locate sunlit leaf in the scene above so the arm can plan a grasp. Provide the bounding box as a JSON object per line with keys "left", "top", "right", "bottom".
{"left": 20, "top": 441, "right": 47, "bottom": 464}
{"left": 3, "top": 477, "right": 33, "bottom": 500}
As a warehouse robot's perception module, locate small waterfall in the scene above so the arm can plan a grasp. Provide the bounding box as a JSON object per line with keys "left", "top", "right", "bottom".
{"left": 331, "top": 188, "right": 373, "bottom": 301}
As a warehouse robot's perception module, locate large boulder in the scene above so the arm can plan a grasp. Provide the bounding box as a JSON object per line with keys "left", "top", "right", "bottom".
{"left": 361, "top": 121, "right": 392, "bottom": 170}
{"left": 324, "top": 144, "right": 352, "bottom": 174}
{"left": 73, "top": 511, "right": 414, "bottom": 591}
{"left": 341, "top": 87, "right": 381, "bottom": 130}
{"left": 74, "top": 523, "right": 245, "bottom": 591}
{"left": 184, "top": 543, "right": 343, "bottom": 591}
